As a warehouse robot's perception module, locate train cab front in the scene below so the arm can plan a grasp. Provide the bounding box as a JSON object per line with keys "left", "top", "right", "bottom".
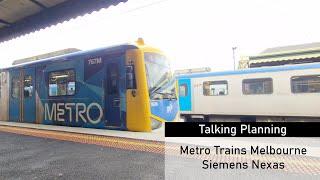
{"left": 144, "top": 52, "right": 179, "bottom": 129}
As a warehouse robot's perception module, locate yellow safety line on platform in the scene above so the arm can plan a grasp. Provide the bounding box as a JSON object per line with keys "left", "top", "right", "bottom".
{"left": 0, "top": 125, "right": 319, "bottom": 176}
{"left": 0, "top": 125, "right": 165, "bottom": 154}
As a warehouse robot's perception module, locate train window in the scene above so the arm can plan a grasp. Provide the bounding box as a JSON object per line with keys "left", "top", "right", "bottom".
{"left": 242, "top": 78, "right": 273, "bottom": 95}
{"left": 291, "top": 75, "right": 320, "bottom": 93}
{"left": 107, "top": 63, "right": 119, "bottom": 95}
{"left": 49, "top": 70, "right": 76, "bottom": 96}
{"left": 11, "top": 78, "right": 20, "bottom": 99}
{"left": 179, "top": 84, "right": 188, "bottom": 97}
{"left": 203, "top": 81, "right": 228, "bottom": 96}
{"left": 24, "top": 75, "right": 33, "bottom": 98}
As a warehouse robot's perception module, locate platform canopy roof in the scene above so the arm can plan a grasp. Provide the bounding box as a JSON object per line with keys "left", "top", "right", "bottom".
{"left": 239, "top": 42, "right": 320, "bottom": 68}
{"left": 0, "top": 0, "right": 127, "bottom": 43}
{"left": 249, "top": 42, "right": 320, "bottom": 64}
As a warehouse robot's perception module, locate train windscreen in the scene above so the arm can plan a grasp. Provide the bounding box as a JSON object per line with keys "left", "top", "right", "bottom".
{"left": 144, "top": 53, "right": 176, "bottom": 100}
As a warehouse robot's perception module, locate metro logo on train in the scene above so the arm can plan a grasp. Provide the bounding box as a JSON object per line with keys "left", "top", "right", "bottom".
{"left": 44, "top": 103, "right": 103, "bottom": 124}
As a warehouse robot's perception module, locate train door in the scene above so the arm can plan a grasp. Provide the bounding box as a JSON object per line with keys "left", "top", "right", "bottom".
{"left": 22, "top": 67, "right": 36, "bottom": 123}
{"left": 9, "top": 69, "right": 22, "bottom": 122}
{"left": 35, "top": 66, "right": 46, "bottom": 124}
{"left": 105, "top": 60, "right": 122, "bottom": 128}
{"left": 178, "top": 78, "right": 192, "bottom": 111}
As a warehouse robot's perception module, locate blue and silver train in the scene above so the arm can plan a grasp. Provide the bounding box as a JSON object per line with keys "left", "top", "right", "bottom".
{"left": 0, "top": 39, "right": 179, "bottom": 132}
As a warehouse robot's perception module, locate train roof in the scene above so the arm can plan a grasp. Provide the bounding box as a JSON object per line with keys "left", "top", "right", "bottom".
{"left": 1, "top": 44, "right": 138, "bottom": 71}
{"left": 177, "top": 62, "right": 320, "bottom": 79}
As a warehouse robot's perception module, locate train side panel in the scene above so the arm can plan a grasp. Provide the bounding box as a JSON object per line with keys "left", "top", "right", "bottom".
{"left": 183, "top": 67, "right": 320, "bottom": 119}
{"left": 1, "top": 44, "right": 176, "bottom": 132}
{"left": 39, "top": 52, "right": 127, "bottom": 129}
{"left": 2, "top": 45, "right": 152, "bottom": 131}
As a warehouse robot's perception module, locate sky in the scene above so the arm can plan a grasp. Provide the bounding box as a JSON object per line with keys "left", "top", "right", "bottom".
{"left": 1, "top": 0, "right": 320, "bottom": 71}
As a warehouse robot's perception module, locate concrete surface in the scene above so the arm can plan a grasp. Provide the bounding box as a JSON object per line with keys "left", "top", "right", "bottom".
{"left": 0, "top": 131, "right": 164, "bottom": 180}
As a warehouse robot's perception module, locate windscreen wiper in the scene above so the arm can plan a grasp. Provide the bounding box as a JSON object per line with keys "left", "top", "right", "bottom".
{"left": 149, "top": 79, "right": 169, "bottom": 96}
{"left": 153, "top": 92, "right": 177, "bottom": 100}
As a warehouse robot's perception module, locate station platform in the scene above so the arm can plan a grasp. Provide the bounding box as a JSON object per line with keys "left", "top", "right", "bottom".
{"left": 1, "top": 121, "right": 320, "bottom": 175}
{"left": 0, "top": 121, "right": 165, "bottom": 142}
{"left": 0, "top": 121, "right": 319, "bottom": 158}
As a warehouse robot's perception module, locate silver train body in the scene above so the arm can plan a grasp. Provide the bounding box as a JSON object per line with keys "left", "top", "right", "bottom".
{"left": 177, "top": 63, "right": 320, "bottom": 122}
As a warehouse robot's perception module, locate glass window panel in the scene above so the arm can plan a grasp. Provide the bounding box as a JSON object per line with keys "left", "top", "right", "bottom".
{"left": 49, "top": 70, "right": 75, "bottom": 96}
{"left": 24, "top": 75, "right": 33, "bottom": 98}
{"left": 11, "top": 78, "right": 20, "bottom": 99}
{"left": 291, "top": 75, "right": 320, "bottom": 93}
{"left": 203, "top": 81, "right": 228, "bottom": 96}
{"left": 242, "top": 78, "right": 273, "bottom": 95}
{"left": 179, "top": 84, "right": 188, "bottom": 97}
{"left": 107, "top": 63, "right": 119, "bottom": 95}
